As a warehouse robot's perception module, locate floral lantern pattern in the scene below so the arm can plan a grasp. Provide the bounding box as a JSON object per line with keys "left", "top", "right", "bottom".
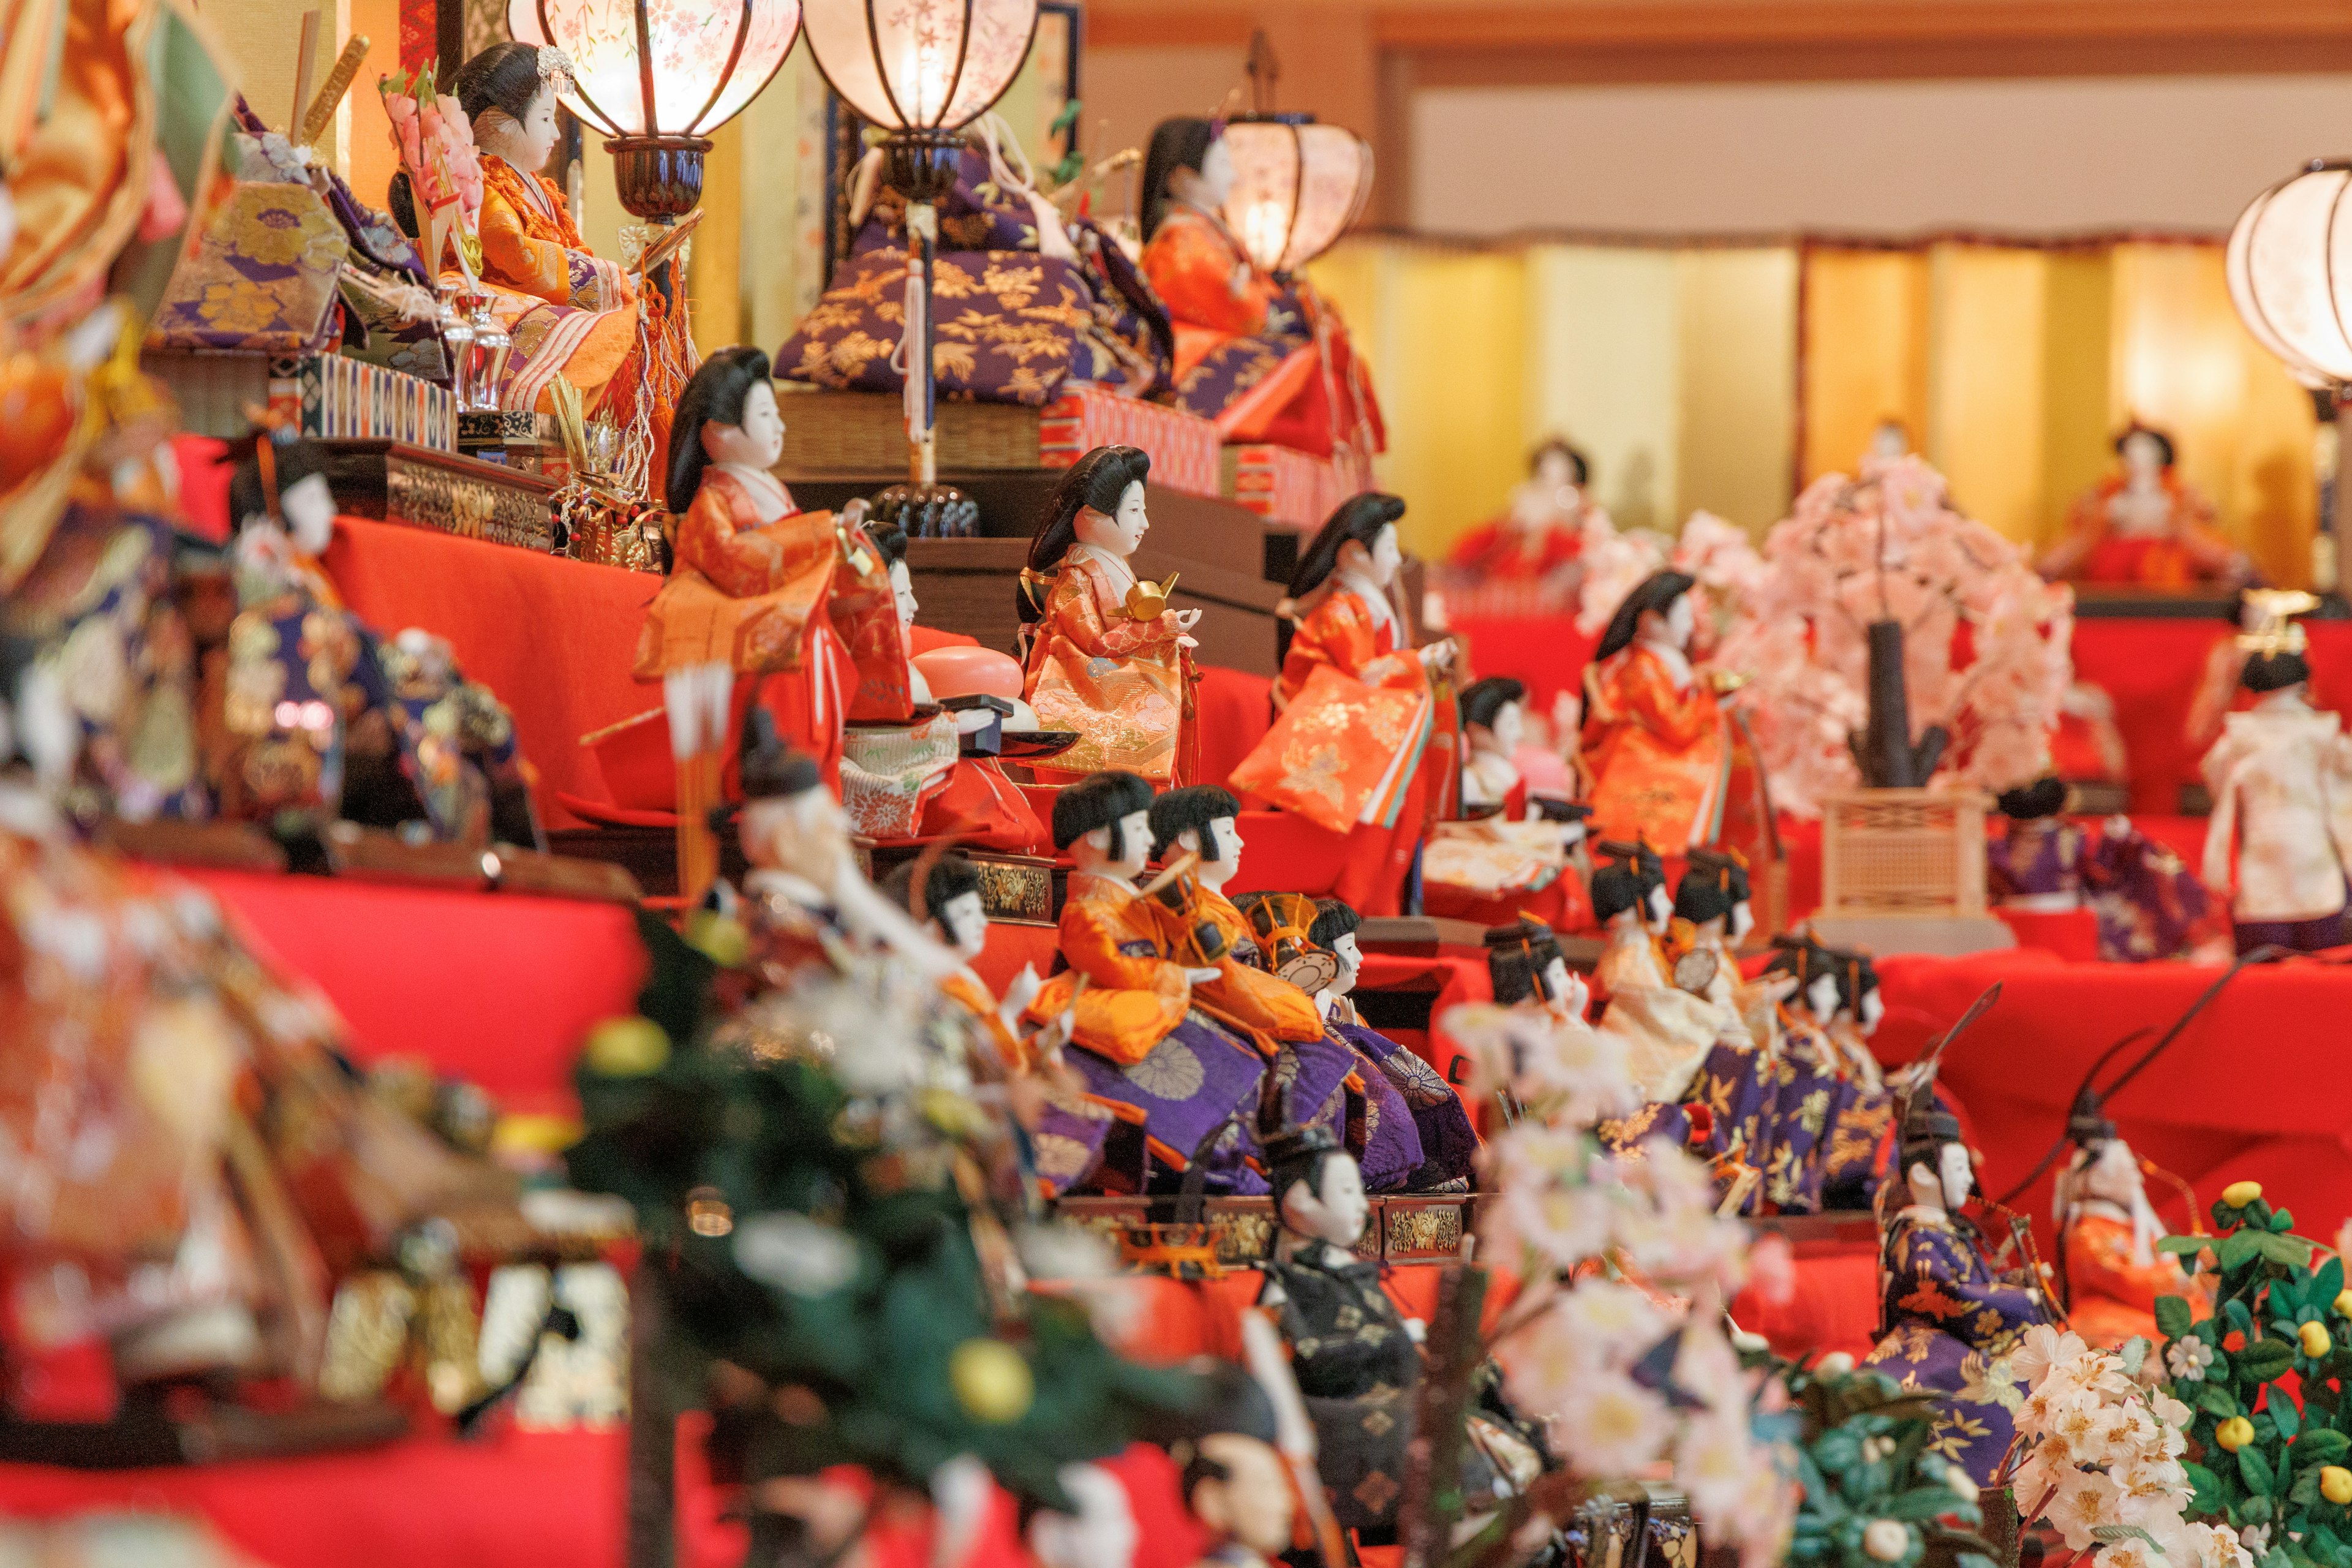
{"left": 1221, "top": 119, "right": 1374, "bottom": 277}
{"left": 2228, "top": 160, "right": 2352, "bottom": 392}
{"left": 801, "top": 0, "right": 1039, "bottom": 133}
{"left": 507, "top": 0, "right": 802, "bottom": 139}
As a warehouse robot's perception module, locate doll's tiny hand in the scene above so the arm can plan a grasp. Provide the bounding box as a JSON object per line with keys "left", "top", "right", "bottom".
{"left": 1171, "top": 608, "right": 1202, "bottom": 632}
{"left": 1184, "top": 966, "right": 1222, "bottom": 986}
{"left": 1177, "top": 635, "right": 1199, "bottom": 650}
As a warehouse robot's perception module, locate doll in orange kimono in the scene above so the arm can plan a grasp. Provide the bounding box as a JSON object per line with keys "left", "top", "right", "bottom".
{"left": 1017, "top": 445, "right": 1200, "bottom": 786}
{"left": 1137, "top": 118, "right": 1384, "bottom": 461}
{"left": 1143, "top": 786, "right": 1325, "bottom": 1048}
{"left": 633, "top": 347, "right": 903, "bottom": 793}
{"left": 1023, "top": 772, "right": 1273, "bottom": 1194}
{"left": 1580, "top": 570, "right": 1733, "bottom": 851}
{"left": 2037, "top": 426, "right": 2248, "bottom": 589}
{"left": 388, "top": 44, "right": 644, "bottom": 417}
{"left": 1230, "top": 494, "right": 1460, "bottom": 917}
{"left": 2054, "top": 1098, "right": 2210, "bottom": 1348}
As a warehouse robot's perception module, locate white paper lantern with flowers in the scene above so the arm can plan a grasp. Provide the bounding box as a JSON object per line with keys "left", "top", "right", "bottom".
{"left": 801, "top": 0, "right": 1040, "bottom": 490}
{"left": 2226, "top": 160, "right": 2352, "bottom": 391}
{"left": 509, "top": 0, "right": 801, "bottom": 221}
{"left": 1219, "top": 119, "right": 1373, "bottom": 277}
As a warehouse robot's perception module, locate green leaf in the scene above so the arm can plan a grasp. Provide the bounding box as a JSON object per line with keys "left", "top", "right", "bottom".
{"left": 2294, "top": 1467, "right": 2324, "bottom": 1507}
{"left": 2318, "top": 1257, "right": 2345, "bottom": 1306}
{"left": 2263, "top": 1233, "right": 2320, "bottom": 1270}
{"left": 2188, "top": 1462, "right": 2228, "bottom": 1513}
{"left": 2158, "top": 1295, "right": 2196, "bottom": 1340}
{"left": 2275, "top": 1208, "right": 2299, "bottom": 1233}
{"left": 2297, "top": 1431, "right": 2352, "bottom": 1467}
{"left": 2242, "top": 1340, "right": 2299, "bottom": 1381}
{"left": 2246, "top": 1446, "right": 2280, "bottom": 1498}
{"left": 1885, "top": 1488, "right": 1967, "bottom": 1522}
{"left": 2282, "top": 1396, "right": 2307, "bottom": 1441}
{"left": 2232, "top": 1299, "right": 2261, "bottom": 1333}
{"left": 2162, "top": 1236, "right": 2215, "bottom": 1257}
{"left": 2222, "top": 1232, "right": 2266, "bottom": 1272}
{"left": 2204, "top": 1383, "right": 2246, "bottom": 1419}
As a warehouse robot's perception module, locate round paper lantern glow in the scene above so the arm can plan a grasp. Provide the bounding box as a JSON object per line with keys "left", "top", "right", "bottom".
{"left": 1221, "top": 119, "right": 1374, "bottom": 277}
{"left": 2228, "top": 159, "right": 2352, "bottom": 390}
{"left": 508, "top": 0, "right": 802, "bottom": 150}
{"left": 801, "top": 0, "right": 1039, "bottom": 134}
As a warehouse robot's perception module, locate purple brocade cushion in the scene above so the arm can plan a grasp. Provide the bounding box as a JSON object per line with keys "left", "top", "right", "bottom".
{"left": 146, "top": 183, "right": 350, "bottom": 353}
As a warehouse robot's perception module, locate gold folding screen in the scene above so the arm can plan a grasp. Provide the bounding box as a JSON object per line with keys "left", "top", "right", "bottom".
{"left": 1311, "top": 232, "right": 2318, "bottom": 585}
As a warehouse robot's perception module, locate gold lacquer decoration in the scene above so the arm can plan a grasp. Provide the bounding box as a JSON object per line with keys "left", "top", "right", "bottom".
{"left": 1124, "top": 571, "right": 1179, "bottom": 621}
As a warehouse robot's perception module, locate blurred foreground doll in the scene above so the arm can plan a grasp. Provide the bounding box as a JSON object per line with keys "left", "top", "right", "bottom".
{"left": 2038, "top": 426, "right": 2249, "bottom": 589}
{"left": 1860, "top": 1092, "right": 2056, "bottom": 1486}
{"left": 1445, "top": 438, "right": 1594, "bottom": 592}
{"left": 1581, "top": 570, "right": 1735, "bottom": 851}
{"left": 1988, "top": 777, "right": 2204, "bottom": 962}
{"left": 2199, "top": 606, "right": 2352, "bottom": 954}
{"left": 1231, "top": 494, "right": 1458, "bottom": 916}
{"left": 1018, "top": 446, "right": 1200, "bottom": 786}
{"left": 1023, "top": 772, "right": 1272, "bottom": 1194}
{"left": 1138, "top": 118, "right": 1383, "bottom": 460}
{"left": 2054, "top": 1090, "right": 2209, "bottom": 1349}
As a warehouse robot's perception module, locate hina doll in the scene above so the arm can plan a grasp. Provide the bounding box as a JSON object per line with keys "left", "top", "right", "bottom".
{"left": 2186, "top": 591, "right": 2326, "bottom": 754}
{"left": 1173, "top": 1370, "right": 1296, "bottom": 1568}
{"left": 1445, "top": 439, "right": 1593, "bottom": 587}
{"left": 2038, "top": 426, "right": 2248, "bottom": 589}
{"left": 2053, "top": 1095, "right": 2210, "bottom": 1349}
{"left": 633, "top": 347, "right": 903, "bottom": 794}
{"left": 1988, "top": 777, "right": 2206, "bottom": 962}
{"left": 1589, "top": 841, "right": 1672, "bottom": 1000}
{"left": 1860, "top": 1096, "right": 2054, "bottom": 1486}
{"left": 1139, "top": 118, "right": 1383, "bottom": 459}
{"left": 1673, "top": 850, "right": 1789, "bottom": 1049}
{"left": 2199, "top": 630, "right": 2352, "bottom": 954}
{"left": 1017, "top": 445, "right": 1199, "bottom": 786}
{"left": 837, "top": 523, "right": 960, "bottom": 839}
{"left": 1423, "top": 676, "right": 1591, "bottom": 922}
{"left": 1595, "top": 856, "right": 1744, "bottom": 1107}
{"left": 1581, "top": 571, "right": 1733, "bottom": 850}
{"left": 1023, "top": 771, "right": 1271, "bottom": 1194}
{"left": 1229, "top": 494, "right": 1457, "bottom": 917}
{"left": 388, "top": 43, "right": 644, "bottom": 417}
{"left": 878, "top": 852, "right": 1123, "bottom": 1196}
{"left": 1485, "top": 917, "right": 1590, "bottom": 1022}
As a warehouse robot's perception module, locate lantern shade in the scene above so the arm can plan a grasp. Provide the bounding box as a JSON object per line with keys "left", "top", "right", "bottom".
{"left": 508, "top": 0, "right": 802, "bottom": 139}
{"left": 1221, "top": 119, "right": 1374, "bottom": 276}
{"left": 802, "top": 0, "right": 1039, "bottom": 133}
{"left": 2228, "top": 160, "right": 2352, "bottom": 391}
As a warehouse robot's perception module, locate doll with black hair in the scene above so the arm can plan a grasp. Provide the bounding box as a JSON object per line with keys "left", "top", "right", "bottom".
{"left": 1588, "top": 839, "right": 1672, "bottom": 1000}
{"left": 1230, "top": 492, "right": 1458, "bottom": 916}
{"left": 1445, "top": 437, "right": 1596, "bottom": 589}
{"left": 1592, "top": 848, "right": 1751, "bottom": 1110}
{"left": 1988, "top": 775, "right": 2205, "bottom": 962}
{"left": 2200, "top": 608, "right": 2352, "bottom": 953}
{"left": 1580, "top": 569, "right": 1735, "bottom": 852}
{"left": 2051, "top": 1089, "right": 2210, "bottom": 1349}
{"left": 1137, "top": 118, "right": 1383, "bottom": 459}
{"left": 2041, "top": 424, "right": 2247, "bottom": 587}
{"left": 1161, "top": 1362, "right": 1293, "bottom": 1568}
{"left": 386, "top": 42, "right": 644, "bottom": 418}
{"left": 1017, "top": 445, "right": 1199, "bottom": 785}
{"left": 634, "top": 347, "right": 904, "bottom": 795}
{"left": 1484, "top": 916, "right": 1588, "bottom": 1021}
{"left": 1423, "top": 675, "right": 1593, "bottom": 925}
{"left": 1020, "top": 771, "right": 1272, "bottom": 1194}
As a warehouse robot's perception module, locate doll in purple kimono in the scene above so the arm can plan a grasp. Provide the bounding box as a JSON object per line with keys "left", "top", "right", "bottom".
{"left": 1988, "top": 777, "right": 2203, "bottom": 962}
{"left": 1308, "top": 897, "right": 1479, "bottom": 1191}
{"left": 1860, "top": 1095, "right": 2054, "bottom": 1485}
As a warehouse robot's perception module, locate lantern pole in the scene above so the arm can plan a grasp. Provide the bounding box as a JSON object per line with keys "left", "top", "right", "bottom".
{"left": 883, "top": 130, "right": 962, "bottom": 487}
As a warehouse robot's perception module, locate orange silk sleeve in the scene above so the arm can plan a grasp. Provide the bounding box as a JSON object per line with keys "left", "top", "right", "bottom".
{"left": 1142, "top": 213, "right": 1273, "bottom": 336}
{"left": 674, "top": 483, "right": 832, "bottom": 602}
{"left": 1611, "top": 652, "right": 1719, "bottom": 748}
{"left": 1047, "top": 570, "right": 1181, "bottom": 662}
{"left": 1055, "top": 897, "right": 1193, "bottom": 995}
{"left": 1024, "top": 900, "right": 1193, "bottom": 1066}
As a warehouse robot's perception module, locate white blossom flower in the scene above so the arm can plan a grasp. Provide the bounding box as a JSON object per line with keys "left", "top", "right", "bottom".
{"left": 1548, "top": 1371, "right": 1673, "bottom": 1477}
{"left": 2239, "top": 1525, "right": 2271, "bottom": 1562}
{"left": 2165, "top": 1336, "right": 2214, "bottom": 1382}
{"left": 2043, "top": 1469, "right": 2122, "bottom": 1552}
{"left": 2015, "top": 1325, "right": 2091, "bottom": 1389}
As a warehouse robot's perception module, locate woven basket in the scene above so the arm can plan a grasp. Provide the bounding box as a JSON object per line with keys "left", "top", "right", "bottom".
{"left": 1820, "top": 789, "right": 1989, "bottom": 919}
{"left": 774, "top": 388, "right": 1039, "bottom": 473}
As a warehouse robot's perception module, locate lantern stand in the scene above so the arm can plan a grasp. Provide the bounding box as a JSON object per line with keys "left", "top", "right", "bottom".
{"left": 884, "top": 127, "right": 967, "bottom": 493}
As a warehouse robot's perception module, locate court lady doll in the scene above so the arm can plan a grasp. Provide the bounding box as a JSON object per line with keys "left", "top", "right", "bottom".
{"left": 1017, "top": 446, "right": 1200, "bottom": 786}
{"left": 634, "top": 347, "right": 902, "bottom": 794}
{"left": 1229, "top": 493, "right": 1457, "bottom": 916}
{"left": 1581, "top": 570, "right": 1733, "bottom": 851}
{"left": 1022, "top": 771, "right": 1270, "bottom": 1193}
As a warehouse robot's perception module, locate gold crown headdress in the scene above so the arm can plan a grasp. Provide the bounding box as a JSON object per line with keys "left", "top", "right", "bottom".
{"left": 2237, "top": 589, "right": 2320, "bottom": 657}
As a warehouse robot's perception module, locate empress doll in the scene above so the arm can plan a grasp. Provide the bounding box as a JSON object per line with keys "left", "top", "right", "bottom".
{"left": 388, "top": 43, "right": 645, "bottom": 417}
{"left": 1017, "top": 445, "right": 1199, "bottom": 786}
{"left": 633, "top": 347, "right": 903, "bottom": 792}
{"left": 2038, "top": 426, "right": 2248, "bottom": 589}
{"left": 1228, "top": 494, "right": 1457, "bottom": 916}
{"left": 1580, "top": 570, "right": 1732, "bottom": 851}
{"left": 1138, "top": 117, "right": 1384, "bottom": 460}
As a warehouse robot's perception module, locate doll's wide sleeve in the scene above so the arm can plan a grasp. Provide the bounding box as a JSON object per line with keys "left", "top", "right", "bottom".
{"left": 1048, "top": 571, "right": 1176, "bottom": 660}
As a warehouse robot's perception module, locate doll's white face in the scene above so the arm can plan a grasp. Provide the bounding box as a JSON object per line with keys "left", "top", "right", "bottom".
{"left": 889, "top": 559, "right": 919, "bottom": 631}
{"left": 1282, "top": 1153, "right": 1368, "bottom": 1248}
{"left": 1858, "top": 988, "right": 1885, "bottom": 1035}
{"left": 1327, "top": 931, "right": 1362, "bottom": 998}
{"left": 1804, "top": 971, "right": 1840, "bottom": 1023}
{"left": 1473, "top": 701, "right": 1525, "bottom": 760}
{"left": 2122, "top": 431, "right": 2166, "bottom": 478}
{"left": 1534, "top": 448, "right": 1577, "bottom": 490}
{"left": 1081, "top": 807, "right": 1155, "bottom": 878}
{"left": 1640, "top": 594, "right": 1695, "bottom": 651}
{"left": 1940, "top": 1142, "right": 1974, "bottom": 1208}
{"left": 934, "top": 889, "right": 988, "bottom": 960}
{"left": 2079, "top": 1139, "right": 2144, "bottom": 1208}
{"left": 1542, "top": 957, "right": 1578, "bottom": 1009}
{"left": 703, "top": 381, "right": 786, "bottom": 471}
{"left": 1181, "top": 816, "right": 1244, "bottom": 889}
{"left": 743, "top": 790, "right": 848, "bottom": 884}
{"left": 1190, "top": 1434, "right": 1294, "bottom": 1557}
{"left": 1644, "top": 883, "right": 1672, "bottom": 932}
{"left": 1338, "top": 522, "right": 1403, "bottom": 590}
{"left": 1727, "top": 899, "right": 1754, "bottom": 943}
{"left": 280, "top": 471, "right": 337, "bottom": 556}
{"left": 1074, "top": 480, "right": 1150, "bottom": 559}
{"left": 480, "top": 83, "right": 562, "bottom": 172}
{"left": 1869, "top": 421, "right": 1909, "bottom": 460}
{"left": 1193, "top": 138, "right": 1238, "bottom": 208}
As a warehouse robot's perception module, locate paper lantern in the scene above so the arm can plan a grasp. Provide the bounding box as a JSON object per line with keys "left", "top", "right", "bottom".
{"left": 1221, "top": 119, "right": 1374, "bottom": 277}
{"left": 2227, "top": 159, "right": 2352, "bottom": 390}
{"left": 801, "top": 0, "right": 1039, "bottom": 136}
{"left": 509, "top": 0, "right": 801, "bottom": 216}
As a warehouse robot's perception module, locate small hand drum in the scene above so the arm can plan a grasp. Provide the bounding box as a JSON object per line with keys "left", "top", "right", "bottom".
{"left": 1672, "top": 945, "right": 1719, "bottom": 997}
